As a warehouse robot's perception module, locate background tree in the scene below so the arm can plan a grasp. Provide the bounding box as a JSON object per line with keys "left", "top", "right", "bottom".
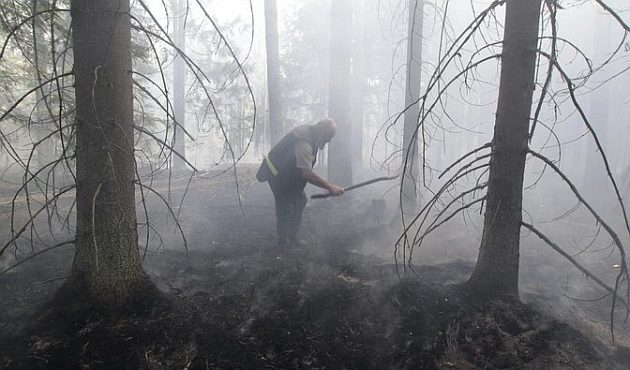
{"left": 264, "top": 0, "right": 283, "bottom": 146}
{"left": 400, "top": 0, "right": 424, "bottom": 216}
{"left": 31, "top": 0, "right": 55, "bottom": 170}
{"left": 582, "top": 7, "right": 613, "bottom": 193}
{"left": 281, "top": 0, "right": 329, "bottom": 126}
{"left": 279, "top": 0, "right": 396, "bottom": 170}
{"left": 171, "top": 0, "right": 188, "bottom": 171}
{"left": 327, "top": 0, "right": 353, "bottom": 186}
{"left": 350, "top": 0, "right": 366, "bottom": 174}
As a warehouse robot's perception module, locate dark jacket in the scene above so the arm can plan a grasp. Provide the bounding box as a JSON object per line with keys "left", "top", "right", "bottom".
{"left": 256, "top": 128, "right": 318, "bottom": 191}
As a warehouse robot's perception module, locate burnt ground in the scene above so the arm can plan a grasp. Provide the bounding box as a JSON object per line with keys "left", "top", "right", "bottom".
{"left": 1, "top": 166, "right": 630, "bottom": 369}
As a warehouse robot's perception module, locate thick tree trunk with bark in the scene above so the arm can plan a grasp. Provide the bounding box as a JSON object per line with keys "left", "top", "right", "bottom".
{"left": 467, "top": 0, "right": 542, "bottom": 297}
{"left": 172, "top": 0, "right": 187, "bottom": 170}
{"left": 264, "top": 0, "right": 283, "bottom": 146}
{"left": 327, "top": 0, "right": 353, "bottom": 186}
{"left": 401, "top": 0, "right": 424, "bottom": 216}
{"left": 70, "top": 0, "right": 154, "bottom": 307}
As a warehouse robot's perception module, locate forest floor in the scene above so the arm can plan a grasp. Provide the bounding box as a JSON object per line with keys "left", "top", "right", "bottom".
{"left": 1, "top": 165, "right": 629, "bottom": 369}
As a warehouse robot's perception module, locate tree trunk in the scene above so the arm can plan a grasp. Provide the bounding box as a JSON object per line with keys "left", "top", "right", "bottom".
{"left": 264, "top": 0, "right": 284, "bottom": 146}
{"left": 33, "top": 82, "right": 57, "bottom": 171}
{"left": 255, "top": 89, "right": 267, "bottom": 155}
{"left": 401, "top": 0, "right": 424, "bottom": 216}
{"left": 467, "top": 0, "right": 542, "bottom": 297}
{"left": 582, "top": 8, "right": 612, "bottom": 192}
{"left": 32, "top": 0, "right": 56, "bottom": 172}
{"left": 350, "top": 0, "right": 366, "bottom": 177}
{"left": 172, "top": 0, "right": 187, "bottom": 171}
{"left": 327, "top": 0, "right": 353, "bottom": 186}
{"left": 70, "top": 0, "right": 154, "bottom": 307}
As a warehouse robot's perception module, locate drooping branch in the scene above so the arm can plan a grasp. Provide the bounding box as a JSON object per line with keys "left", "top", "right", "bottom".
{"left": 0, "top": 8, "right": 70, "bottom": 61}
{"left": 134, "top": 181, "right": 189, "bottom": 255}
{"left": 0, "top": 240, "right": 75, "bottom": 275}
{"left": 523, "top": 222, "right": 627, "bottom": 341}
{"left": 529, "top": 0, "right": 557, "bottom": 140}
{"left": 539, "top": 50, "right": 630, "bottom": 241}
{"left": 408, "top": 184, "right": 488, "bottom": 262}
{"left": 133, "top": 124, "right": 198, "bottom": 171}
{"left": 0, "top": 71, "right": 73, "bottom": 169}
{"left": 395, "top": 156, "right": 490, "bottom": 268}
{"left": 593, "top": 0, "right": 630, "bottom": 33}
{"left": 1, "top": 185, "right": 76, "bottom": 258}
{"left": 528, "top": 149, "right": 629, "bottom": 327}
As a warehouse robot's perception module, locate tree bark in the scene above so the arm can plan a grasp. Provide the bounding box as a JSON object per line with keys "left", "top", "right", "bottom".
{"left": 70, "top": 0, "right": 154, "bottom": 307}
{"left": 401, "top": 0, "right": 424, "bottom": 216}
{"left": 264, "top": 0, "right": 284, "bottom": 146}
{"left": 467, "top": 0, "right": 542, "bottom": 297}
{"left": 327, "top": 0, "right": 353, "bottom": 186}
{"left": 172, "top": 0, "right": 187, "bottom": 171}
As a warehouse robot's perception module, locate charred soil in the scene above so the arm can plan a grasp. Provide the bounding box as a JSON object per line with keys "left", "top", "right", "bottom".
{"left": 0, "top": 172, "right": 627, "bottom": 369}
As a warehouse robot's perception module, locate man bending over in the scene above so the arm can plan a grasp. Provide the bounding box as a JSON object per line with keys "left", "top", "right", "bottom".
{"left": 256, "top": 118, "right": 344, "bottom": 247}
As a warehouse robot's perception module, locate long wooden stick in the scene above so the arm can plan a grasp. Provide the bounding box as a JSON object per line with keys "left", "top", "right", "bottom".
{"left": 311, "top": 174, "right": 399, "bottom": 199}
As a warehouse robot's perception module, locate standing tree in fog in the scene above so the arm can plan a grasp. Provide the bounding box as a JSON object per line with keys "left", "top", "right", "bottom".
{"left": 172, "top": 0, "right": 187, "bottom": 170}
{"left": 264, "top": 0, "right": 284, "bottom": 146}
{"left": 395, "top": 0, "right": 629, "bottom": 310}
{"left": 327, "top": 0, "right": 353, "bottom": 185}
{"left": 31, "top": 0, "right": 58, "bottom": 171}
{"left": 0, "top": 0, "right": 255, "bottom": 307}
{"left": 466, "top": 0, "right": 543, "bottom": 296}
{"left": 582, "top": 11, "right": 612, "bottom": 192}
{"left": 350, "top": 0, "right": 367, "bottom": 173}
{"left": 401, "top": 0, "right": 424, "bottom": 216}
{"left": 69, "top": 0, "right": 155, "bottom": 306}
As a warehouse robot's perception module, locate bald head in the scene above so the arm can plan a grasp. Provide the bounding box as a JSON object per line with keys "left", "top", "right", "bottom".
{"left": 314, "top": 118, "right": 337, "bottom": 149}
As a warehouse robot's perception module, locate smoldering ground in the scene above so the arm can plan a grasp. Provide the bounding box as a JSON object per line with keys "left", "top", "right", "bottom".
{"left": 1, "top": 166, "right": 629, "bottom": 368}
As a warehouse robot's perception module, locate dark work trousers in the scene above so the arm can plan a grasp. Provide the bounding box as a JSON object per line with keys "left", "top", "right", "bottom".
{"left": 269, "top": 180, "right": 307, "bottom": 243}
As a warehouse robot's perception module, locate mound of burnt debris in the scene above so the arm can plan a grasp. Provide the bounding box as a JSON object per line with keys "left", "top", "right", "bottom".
{"left": 1, "top": 240, "right": 628, "bottom": 370}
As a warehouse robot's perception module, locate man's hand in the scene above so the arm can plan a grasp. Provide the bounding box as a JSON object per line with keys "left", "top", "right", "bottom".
{"left": 302, "top": 168, "right": 345, "bottom": 195}
{"left": 327, "top": 184, "right": 344, "bottom": 196}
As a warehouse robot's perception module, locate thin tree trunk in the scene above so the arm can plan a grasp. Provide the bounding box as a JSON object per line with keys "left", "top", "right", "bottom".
{"left": 33, "top": 85, "right": 56, "bottom": 171}
{"left": 350, "top": 0, "right": 366, "bottom": 177}
{"left": 254, "top": 88, "right": 266, "bottom": 156}
{"left": 583, "top": 8, "right": 612, "bottom": 191}
{"left": 467, "top": 0, "right": 542, "bottom": 297}
{"left": 32, "top": 0, "right": 56, "bottom": 172}
{"left": 238, "top": 98, "right": 244, "bottom": 155}
{"left": 401, "top": 0, "right": 424, "bottom": 216}
{"left": 172, "top": 0, "right": 187, "bottom": 171}
{"left": 70, "top": 0, "right": 154, "bottom": 307}
{"left": 264, "top": 0, "right": 283, "bottom": 146}
{"left": 327, "top": 0, "right": 353, "bottom": 186}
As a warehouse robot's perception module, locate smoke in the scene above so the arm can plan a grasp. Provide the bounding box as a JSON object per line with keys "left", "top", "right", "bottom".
{"left": 0, "top": 253, "right": 14, "bottom": 274}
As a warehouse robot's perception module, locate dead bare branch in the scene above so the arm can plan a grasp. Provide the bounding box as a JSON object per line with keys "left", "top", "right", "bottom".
{"left": 523, "top": 222, "right": 627, "bottom": 341}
